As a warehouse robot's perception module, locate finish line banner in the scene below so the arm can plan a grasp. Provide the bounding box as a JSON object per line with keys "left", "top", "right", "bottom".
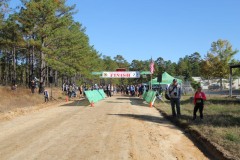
{"left": 102, "top": 71, "right": 140, "bottom": 78}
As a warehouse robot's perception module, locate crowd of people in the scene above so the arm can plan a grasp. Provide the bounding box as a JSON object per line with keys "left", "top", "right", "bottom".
{"left": 103, "top": 84, "right": 147, "bottom": 97}
{"left": 29, "top": 78, "right": 207, "bottom": 120}
{"left": 61, "top": 80, "right": 207, "bottom": 121}
{"left": 62, "top": 83, "right": 83, "bottom": 98}
{"left": 61, "top": 83, "right": 149, "bottom": 99}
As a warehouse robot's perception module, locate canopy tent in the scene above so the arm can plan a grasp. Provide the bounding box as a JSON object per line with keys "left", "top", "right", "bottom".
{"left": 148, "top": 72, "right": 182, "bottom": 85}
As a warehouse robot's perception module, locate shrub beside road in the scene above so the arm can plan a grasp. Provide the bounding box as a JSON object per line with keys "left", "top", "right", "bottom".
{"left": 155, "top": 96, "right": 240, "bottom": 160}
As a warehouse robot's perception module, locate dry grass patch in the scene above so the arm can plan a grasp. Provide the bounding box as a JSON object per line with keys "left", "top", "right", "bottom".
{"left": 0, "top": 86, "right": 67, "bottom": 121}
{"left": 155, "top": 96, "right": 240, "bottom": 159}
{"left": 0, "top": 86, "right": 43, "bottom": 112}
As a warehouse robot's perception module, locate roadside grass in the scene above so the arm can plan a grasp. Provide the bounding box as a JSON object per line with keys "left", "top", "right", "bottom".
{"left": 155, "top": 95, "right": 240, "bottom": 159}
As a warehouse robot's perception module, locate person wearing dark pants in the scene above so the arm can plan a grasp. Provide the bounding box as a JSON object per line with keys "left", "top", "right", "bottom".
{"left": 168, "top": 79, "right": 181, "bottom": 117}
{"left": 193, "top": 86, "right": 207, "bottom": 120}
{"left": 107, "top": 84, "right": 111, "bottom": 97}
{"left": 193, "top": 102, "right": 204, "bottom": 120}
{"left": 170, "top": 98, "right": 181, "bottom": 117}
{"left": 30, "top": 80, "right": 36, "bottom": 93}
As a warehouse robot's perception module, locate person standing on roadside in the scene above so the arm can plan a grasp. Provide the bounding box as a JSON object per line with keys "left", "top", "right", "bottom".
{"left": 43, "top": 89, "right": 49, "bottom": 102}
{"left": 193, "top": 86, "right": 207, "bottom": 120}
{"left": 168, "top": 79, "right": 181, "bottom": 117}
{"left": 106, "top": 84, "right": 111, "bottom": 97}
{"left": 30, "top": 80, "right": 36, "bottom": 93}
{"left": 39, "top": 81, "right": 44, "bottom": 94}
{"left": 79, "top": 85, "right": 83, "bottom": 98}
{"left": 138, "top": 84, "right": 143, "bottom": 98}
{"left": 68, "top": 85, "right": 73, "bottom": 98}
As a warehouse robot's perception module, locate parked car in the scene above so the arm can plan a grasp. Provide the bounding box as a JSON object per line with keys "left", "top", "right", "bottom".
{"left": 208, "top": 84, "right": 220, "bottom": 90}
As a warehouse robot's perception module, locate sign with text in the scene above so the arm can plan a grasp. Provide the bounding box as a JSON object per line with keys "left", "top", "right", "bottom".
{"left": 102, "top": 71, "right": 140, "bottom": 78}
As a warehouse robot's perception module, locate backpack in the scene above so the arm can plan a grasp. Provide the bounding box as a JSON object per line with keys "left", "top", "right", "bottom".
{"left": 165, "top": 85, "right": 177, "bottom": 100}
{"left": 165, "top": 91, "right": 170, "bottom": 100}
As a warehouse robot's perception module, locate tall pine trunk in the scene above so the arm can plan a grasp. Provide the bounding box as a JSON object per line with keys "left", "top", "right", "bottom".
{"left": 40, "top": 38, "right": 46, "bottom": 86}
{"left": 4, "top": 50, "right": 8, "bottom": 85}
{"left": 54, "top": 70, "right": 58, "bottom": 87}
{"left": 12, "top": 46, "right": 16, "bottom": 84}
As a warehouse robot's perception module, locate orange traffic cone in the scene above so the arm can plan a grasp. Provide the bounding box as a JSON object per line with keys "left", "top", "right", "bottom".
{"left": 149, "top": 102, "right": 152, "bottom": 107}
{"left": 90, "top": 101, "right": 94, "bottom": 107}
{"left": 66, "top": 96, "right": 68, "bottom": 102}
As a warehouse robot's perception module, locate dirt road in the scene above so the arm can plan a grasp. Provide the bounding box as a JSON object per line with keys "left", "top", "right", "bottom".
{"left": 0, "top": 95, "right": 208, "bottom": 160}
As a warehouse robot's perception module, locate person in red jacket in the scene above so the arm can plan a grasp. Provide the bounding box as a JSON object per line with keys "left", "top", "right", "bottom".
{"left": 193, "top": 86, "right": 207, "bottom": 120}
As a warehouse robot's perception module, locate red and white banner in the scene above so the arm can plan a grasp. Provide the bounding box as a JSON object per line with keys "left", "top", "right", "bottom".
{"left": 102, "top": 71, "right": 140, "bottom": 78}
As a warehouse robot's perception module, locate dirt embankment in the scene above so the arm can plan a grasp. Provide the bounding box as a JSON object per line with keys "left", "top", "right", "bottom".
{"left": 0, "top": 86, "right": 66, "bottom": 121}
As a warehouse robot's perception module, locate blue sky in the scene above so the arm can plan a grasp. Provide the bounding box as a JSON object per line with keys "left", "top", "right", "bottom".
{"left": 10, "top": 0, "right": 240, "bottom": 63}
{"left": 67, "top": 0, "right": 240, "bottom": 63}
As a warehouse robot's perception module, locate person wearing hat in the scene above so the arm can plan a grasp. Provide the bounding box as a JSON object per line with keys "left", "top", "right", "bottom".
{"left": 193, "top": 86, "right": 207, "bottom": 120}
{"left": 167, "top": 79, "right": 181, "bottom": 117}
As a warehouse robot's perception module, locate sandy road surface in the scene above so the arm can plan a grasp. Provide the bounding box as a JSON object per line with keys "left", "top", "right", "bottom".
{"left": 0, "top": 95, "right": 208, "bottom": 160}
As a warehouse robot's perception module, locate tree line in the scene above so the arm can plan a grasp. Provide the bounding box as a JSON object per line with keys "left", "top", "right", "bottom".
{"left": 0, "top": 0, "right": 239, "bottom": 88}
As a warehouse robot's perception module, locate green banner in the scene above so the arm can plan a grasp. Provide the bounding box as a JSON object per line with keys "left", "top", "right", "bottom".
{"left": 84, "top": 89, "right": 106, "bottom": 104}
{"left": 144, "top": 90, "right": 157, "bottom": 104}
{"left": 91, "top": 72, "right": 102, "bottom": 75}
{"left": 98, "top": 89, "right": 107, "bottom": 99}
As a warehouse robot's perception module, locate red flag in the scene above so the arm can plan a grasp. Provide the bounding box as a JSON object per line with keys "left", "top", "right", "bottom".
{"left": 150, "top": 58, "right": 154, "bottom": 74}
